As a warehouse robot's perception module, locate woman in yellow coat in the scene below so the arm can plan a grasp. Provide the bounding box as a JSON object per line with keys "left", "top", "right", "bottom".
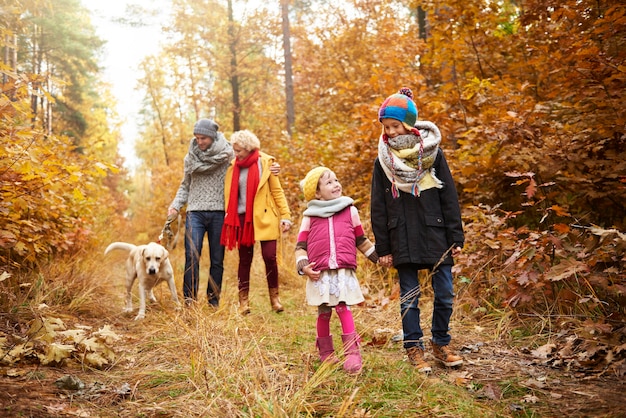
{"left": 221, "top": 130, "right": 292, "bottom": 315}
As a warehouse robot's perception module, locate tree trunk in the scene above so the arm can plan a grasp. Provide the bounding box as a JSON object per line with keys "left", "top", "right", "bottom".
{"left": 3, "top": 33, "right": 18, "bottom": 98}
{"left": 31, "top": 24, "right": 41, "bottom": 126}
{"left": 227, "top": 0, "right": 241, "bottom": 132}
{"left": 146, "top": 76, "right": 170, "bottom": 167}
{"left": 417, "top": 6, "right": 427, "bottom": 40}
{"left": 281, "top": 0, "right": 295, "bottom": 138}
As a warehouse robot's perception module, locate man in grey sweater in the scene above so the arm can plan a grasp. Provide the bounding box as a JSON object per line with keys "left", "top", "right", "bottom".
{"left": 168, "top": 119, "right": 233, "bottom": 307}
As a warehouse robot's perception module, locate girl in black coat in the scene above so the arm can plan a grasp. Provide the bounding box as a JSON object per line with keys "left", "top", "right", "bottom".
{"left": 370, "top": 87, "right": 465, "bottom": 373}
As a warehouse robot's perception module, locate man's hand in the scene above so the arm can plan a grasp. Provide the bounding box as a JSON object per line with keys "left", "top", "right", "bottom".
{"left": 270, "top": 162, "right": 280, "bottom": 175}
{"left": 167, "top": 208, "right": 178, "bottom": 217}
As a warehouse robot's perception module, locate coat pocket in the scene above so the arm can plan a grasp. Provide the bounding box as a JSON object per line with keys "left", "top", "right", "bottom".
{"left": 387, "top": 216, "right": 406, "bottom": 255}
{"left": 424, "top": 214, "right": 448, "bottom": 253}
{"left": 424, "top": 214, "right": 445, "bottom": 227}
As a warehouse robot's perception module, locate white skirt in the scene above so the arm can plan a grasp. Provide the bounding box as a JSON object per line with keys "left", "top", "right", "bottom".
{"left": 306, "top": 268, "right": 365, "bottom": 307}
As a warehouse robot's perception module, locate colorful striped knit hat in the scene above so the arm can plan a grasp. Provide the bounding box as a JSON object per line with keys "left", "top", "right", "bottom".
{"left": 378, "top": 87, "right": 418, "bottom": 130}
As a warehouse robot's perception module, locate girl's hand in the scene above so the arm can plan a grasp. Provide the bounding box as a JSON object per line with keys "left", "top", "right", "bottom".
{"left": 379, "top": 254, "right": 393, "bottom": 268}
{"left": 281, "top": 220, "right": 291, "bottom": 233}
{"left": 303, "top": 262, "right": 320, "bottom": 281}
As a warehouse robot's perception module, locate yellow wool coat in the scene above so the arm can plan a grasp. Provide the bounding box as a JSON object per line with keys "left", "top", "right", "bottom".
{"left": 224, "top": 151, "right": 291, "bottom": 242}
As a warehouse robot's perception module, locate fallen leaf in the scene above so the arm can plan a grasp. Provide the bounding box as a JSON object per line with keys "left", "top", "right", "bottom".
{"left": 547, "top": 258, "right": 588, "bottom": 281}
{"left": 39, "top": 343, "right": 75, "bottom": 365}
{"left": 521, "top": 378, "right": 546, "bottom": 389}
{"left": 6, "top": 368, "right": 27, "bottom": 377}
{"left": 448, "top": 370, "right": 472, "bottom": 386}
{"left": 59, "top": 329, "right": 87, "bottom": 343}
{"left": 93, "top": 325, "right": 121, "bottom": 344}
{"left": 522, "top": 394, "right": 539, "bottom": 403}
{"left": 531, "top": 343, "right": 556, "bottom": 359}
{"left": 483, "top": 383, "right": 502, "bottom": 400}
{"left": 85, "top": 352, "right": 110, "bottom": 368}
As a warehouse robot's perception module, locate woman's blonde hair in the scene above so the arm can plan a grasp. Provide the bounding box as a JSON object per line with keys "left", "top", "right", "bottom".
{"left": 230, "top": 130, "right": 260, "bottom": 151}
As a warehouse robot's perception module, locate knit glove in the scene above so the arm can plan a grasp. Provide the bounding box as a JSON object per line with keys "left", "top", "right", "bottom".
{"left": 296, "top": 258, "right": 309, "bottom": 276}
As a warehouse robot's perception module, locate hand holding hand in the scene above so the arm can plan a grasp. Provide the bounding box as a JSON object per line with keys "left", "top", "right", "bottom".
{"left": 379, "top": 254, "right": 393, "bottom": 268}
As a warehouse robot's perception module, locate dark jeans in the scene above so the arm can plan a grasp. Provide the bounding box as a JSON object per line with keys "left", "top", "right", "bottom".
{"left": 183, "top": 211, "right": 225, "bottom": 306}
{"left": 397, "top": 263, "right": 455, "bottom": 349}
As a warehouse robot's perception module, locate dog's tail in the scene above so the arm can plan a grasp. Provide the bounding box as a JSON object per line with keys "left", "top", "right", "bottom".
{"left": 104, "top": 242, "right": 137, "bottom": 255}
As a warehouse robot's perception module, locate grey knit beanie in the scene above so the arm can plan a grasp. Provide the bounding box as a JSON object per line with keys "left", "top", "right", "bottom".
{"left": 193, "top": 118, "right": 219, "bottom": 139}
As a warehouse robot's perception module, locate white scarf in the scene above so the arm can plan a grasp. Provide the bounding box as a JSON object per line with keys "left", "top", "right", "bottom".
{"left": 303, "top": 196, "right": 353, "bottom": 218}
{"left": 378, "top": 120, "right": 443, "bottom": 197}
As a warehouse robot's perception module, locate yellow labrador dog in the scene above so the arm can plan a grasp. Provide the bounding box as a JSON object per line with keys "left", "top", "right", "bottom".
{"left": 105, "top": 242, "right": 180, "bottom": 320}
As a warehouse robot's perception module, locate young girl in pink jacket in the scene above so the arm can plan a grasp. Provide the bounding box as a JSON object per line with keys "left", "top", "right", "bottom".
{"left": 295, "top": 167, "right": 378, "bottom": 374}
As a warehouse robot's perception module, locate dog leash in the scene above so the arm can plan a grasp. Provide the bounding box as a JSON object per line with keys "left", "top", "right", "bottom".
{"left": 158, "top": 213, "right": 182, "bottom": 250}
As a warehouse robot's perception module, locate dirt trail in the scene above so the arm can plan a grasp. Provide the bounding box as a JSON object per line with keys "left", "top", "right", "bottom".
{"left": 458, "top": 339, "right": 625, "bottom": 417}
{"left": 2, "top": 314, "right": 624, "bottom": 417}
{"left": 1, "top": 257, "right": 624, "bottom": 417}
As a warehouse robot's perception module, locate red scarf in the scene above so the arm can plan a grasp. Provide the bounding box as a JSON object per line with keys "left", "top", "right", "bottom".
{"left": 221, "top": 150, "right": 260, "bottom": 249}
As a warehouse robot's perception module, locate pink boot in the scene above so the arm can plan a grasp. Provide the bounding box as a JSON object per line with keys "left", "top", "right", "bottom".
{"left": 316, "top": 335, "right": 339, "bottom": 364}
{"left": 341, "top": 333, "right": 362, "bottom": 374}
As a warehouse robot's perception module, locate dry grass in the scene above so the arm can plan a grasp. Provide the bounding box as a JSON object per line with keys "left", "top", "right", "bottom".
{"left": 0, "top": 236, "right": 548, "bottom": 417}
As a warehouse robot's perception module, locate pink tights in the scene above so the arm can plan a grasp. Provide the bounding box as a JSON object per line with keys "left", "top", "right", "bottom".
{"left": 316, "top": 303, "right": 356, "bottom": 337}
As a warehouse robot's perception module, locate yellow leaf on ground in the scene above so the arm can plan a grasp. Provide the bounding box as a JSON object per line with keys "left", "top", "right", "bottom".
{"left": 85, "top": 352, "right": 110, "bottom": 368}
{"left": 39, "top": 343, "right": 75, "bottom": 365}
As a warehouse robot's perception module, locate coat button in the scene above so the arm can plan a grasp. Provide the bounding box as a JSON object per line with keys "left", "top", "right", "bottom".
{"left": 437, "top": 218, "right": 443, "bottom": 223}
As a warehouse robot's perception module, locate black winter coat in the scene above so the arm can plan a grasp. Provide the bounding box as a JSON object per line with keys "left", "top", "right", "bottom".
{"left": 370, "top": 148, "right": 464, "bottom": 267}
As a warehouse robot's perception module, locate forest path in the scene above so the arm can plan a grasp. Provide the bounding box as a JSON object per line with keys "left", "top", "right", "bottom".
{"left": 0, "top": 250, "right": 623, "bottom": 417}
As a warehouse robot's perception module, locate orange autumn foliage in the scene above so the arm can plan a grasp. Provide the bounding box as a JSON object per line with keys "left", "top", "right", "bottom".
{"left": 1, "top": 1, "right": 624, "bottom": 331}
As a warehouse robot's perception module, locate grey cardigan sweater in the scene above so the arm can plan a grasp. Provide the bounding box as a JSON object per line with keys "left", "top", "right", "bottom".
{"left": 169, "top": 133, "right": 234, "bottom": 212}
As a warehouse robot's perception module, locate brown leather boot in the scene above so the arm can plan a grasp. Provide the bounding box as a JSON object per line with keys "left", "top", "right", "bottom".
{"left": 431, "top": 341, "right": 463, "bottom": 367}
{"left": 406, "top": 346, "right": 432, "bottom": 373}
{"left": 269, "top": 288, "right": 284, "bottom": 312}
{"left": 238, "top": 290, "right": 250, "bottom": 315}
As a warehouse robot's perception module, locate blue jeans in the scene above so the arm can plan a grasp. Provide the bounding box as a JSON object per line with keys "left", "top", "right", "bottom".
{"left": 397, "top": 263, "right": 455, "bottom": 349}
{"left": 183, "top": 211, "right": 225, "bottom": 306}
